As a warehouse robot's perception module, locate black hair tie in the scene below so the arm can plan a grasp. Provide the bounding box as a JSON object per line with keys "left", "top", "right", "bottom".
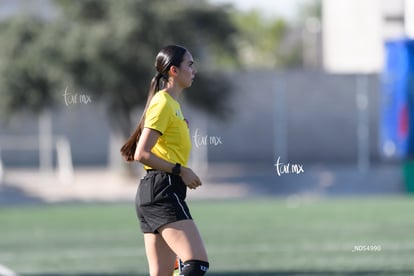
{"left": 156, "top": 72, "right": 168, "bottom": 80}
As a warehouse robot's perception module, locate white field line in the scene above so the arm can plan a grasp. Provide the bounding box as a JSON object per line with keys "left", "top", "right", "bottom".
{"left": 0, "top": 264, "right": 18, "bottom": 276}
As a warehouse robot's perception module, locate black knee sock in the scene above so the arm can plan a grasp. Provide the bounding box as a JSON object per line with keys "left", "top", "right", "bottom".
{"left": 180, "top": 259, "right": 209, "bottom": 276}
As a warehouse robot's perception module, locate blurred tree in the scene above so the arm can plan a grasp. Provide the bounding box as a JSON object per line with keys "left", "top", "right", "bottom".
{"left": 0, "top": 0, "right": 238, "bottom": 137}
{"left": 56, "top": 0, "right": 238, "bottom": 136}
{"left": 0, "top": 15, "right": 65, "bottom": 118}
{"left": 232, "top": 10, "right": 302, "bottom": 69}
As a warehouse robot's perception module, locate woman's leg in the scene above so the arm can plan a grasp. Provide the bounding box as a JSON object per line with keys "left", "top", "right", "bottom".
{"left": 144, "top": 233, "right": 176, "bottom": 276}
{"left": 158, "top": 219, "right": 208, "bottom": 262}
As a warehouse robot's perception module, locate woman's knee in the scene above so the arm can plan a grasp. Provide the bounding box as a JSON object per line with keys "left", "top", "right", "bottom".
{"left": 160, "top": 220, "right": 208, "bottom": 261}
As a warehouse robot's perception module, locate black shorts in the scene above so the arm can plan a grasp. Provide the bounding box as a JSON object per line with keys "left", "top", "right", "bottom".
{"left": 135, "top": 170, "right": 192, "bottom": 233}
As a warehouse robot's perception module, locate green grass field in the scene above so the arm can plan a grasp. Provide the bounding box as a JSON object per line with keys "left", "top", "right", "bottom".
{"left": 1, "top": 197, "right": 414, "bottom": 275}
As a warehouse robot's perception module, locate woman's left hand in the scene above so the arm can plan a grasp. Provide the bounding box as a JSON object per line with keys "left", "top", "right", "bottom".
{"left": 180, "top": 167, "right": 202, "bottom": 189}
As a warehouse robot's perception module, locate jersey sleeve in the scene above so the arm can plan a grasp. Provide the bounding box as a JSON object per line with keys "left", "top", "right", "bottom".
{"left": 144, "top": 96, "right": 172, "bottom": 135}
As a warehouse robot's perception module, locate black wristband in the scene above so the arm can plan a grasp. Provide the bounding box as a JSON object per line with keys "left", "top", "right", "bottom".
{"left": 172, "top": 163, "right": 181, "bottom": 175}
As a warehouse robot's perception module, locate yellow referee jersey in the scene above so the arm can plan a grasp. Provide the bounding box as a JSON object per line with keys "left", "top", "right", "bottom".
{"left": 143, "top": 90, "right": 191, "bottom": 170}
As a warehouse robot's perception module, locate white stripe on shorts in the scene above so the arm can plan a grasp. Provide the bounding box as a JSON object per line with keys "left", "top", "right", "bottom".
{"left": 168, "top": 175, "right": 190, "bottom": 219}
{"left": 173, "top": 193, "right": 190, "bottom": 219}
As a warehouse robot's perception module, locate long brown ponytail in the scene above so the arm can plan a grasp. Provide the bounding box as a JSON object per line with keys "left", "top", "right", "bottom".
{"left": 120, "top": 45, "right": 188, "bottom": 162}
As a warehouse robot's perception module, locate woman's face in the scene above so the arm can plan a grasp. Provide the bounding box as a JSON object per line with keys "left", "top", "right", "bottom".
{"left": 175, "top": 51, "right": 196, "bottom": 88}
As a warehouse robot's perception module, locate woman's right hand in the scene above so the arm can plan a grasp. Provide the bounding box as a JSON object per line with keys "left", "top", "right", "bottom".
{"left": 180, "top": 167, "right": 202, "bottom": 189}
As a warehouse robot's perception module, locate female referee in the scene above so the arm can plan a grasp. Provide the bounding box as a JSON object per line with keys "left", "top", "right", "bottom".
{"left": 120, "top": 45, "right": 209, "bottom": 276}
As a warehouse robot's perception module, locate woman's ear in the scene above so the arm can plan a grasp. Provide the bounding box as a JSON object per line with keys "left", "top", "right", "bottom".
{"left": 169, "top": 66, "right": 178, "bottom": 76}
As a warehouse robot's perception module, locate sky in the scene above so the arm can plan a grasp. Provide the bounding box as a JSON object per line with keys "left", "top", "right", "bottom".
{"left": 208, "top": 0, "right": 314, "bottom": 20}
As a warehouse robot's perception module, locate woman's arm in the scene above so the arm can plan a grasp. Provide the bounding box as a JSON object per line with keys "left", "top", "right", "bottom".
{"left": 134, "top": 127, "right": 202, "bottom": 189}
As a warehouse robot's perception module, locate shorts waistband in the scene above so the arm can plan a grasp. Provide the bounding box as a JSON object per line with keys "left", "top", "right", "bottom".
{"left": 146, "top": 169, "right": 169, "bottom": 175}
